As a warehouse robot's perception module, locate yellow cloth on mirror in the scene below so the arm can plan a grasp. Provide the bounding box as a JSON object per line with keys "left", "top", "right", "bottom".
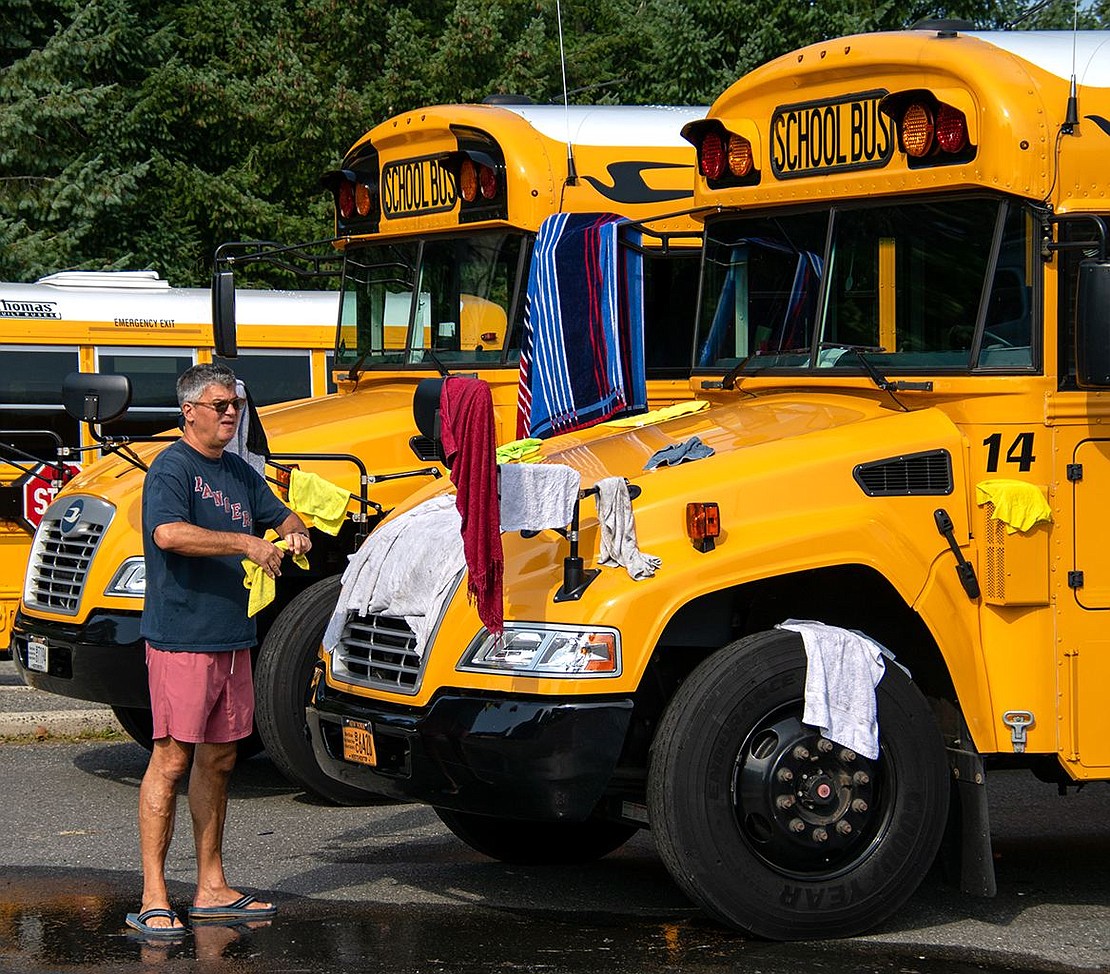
{"left": 241, "top": 540, "right": 309, "bottom": 617}
{"left": 974, "top": 479, "right": 1052, "bottom": 534}
{"left": 496, "top": 438, "right": 543, "bottom": 463}
{"left": 288, "top": 468, "right": 349, "bottom": 535}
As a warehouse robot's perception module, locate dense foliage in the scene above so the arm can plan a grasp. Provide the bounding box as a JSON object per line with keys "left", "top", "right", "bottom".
{"left": 1, "top": 0, "right": 1106, "bottom": 286}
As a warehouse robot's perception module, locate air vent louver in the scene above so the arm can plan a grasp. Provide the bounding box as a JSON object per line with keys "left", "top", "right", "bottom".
{"left": 853, "top": 449, "right": 953, "bottom": 496}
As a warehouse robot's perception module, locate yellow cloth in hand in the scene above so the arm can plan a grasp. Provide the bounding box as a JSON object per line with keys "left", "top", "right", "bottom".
{"left": 288, "top": 468, "right": 349, "bottom": 536}
{"left": 603, "top": 400, "right": 709, "bottom": 429}
{"left": 975, "top": 479, "right": 1052, "bottom": 534}
{"left": 496, "top": 438, "right": 543, "bottom": 463}
{"left": 241, "top": 540, "right": 309, "bottom": 617}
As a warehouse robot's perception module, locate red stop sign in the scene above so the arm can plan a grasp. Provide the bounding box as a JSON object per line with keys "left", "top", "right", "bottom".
{"left": 20, "top": 462, "right": 81, "bottom": 530}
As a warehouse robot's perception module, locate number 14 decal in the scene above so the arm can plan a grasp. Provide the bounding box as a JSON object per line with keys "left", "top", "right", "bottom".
{"left": 983, "top": 432, "right": 1036, "bottom": 472}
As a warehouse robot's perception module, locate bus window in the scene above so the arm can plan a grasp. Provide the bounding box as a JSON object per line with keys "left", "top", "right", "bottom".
{"left": 819, "top": 198, "right": 1029, "bottom": 369}
{"left": 96, "top": 350, "right": 193, "bottom": 436}
{"left": 339, "top": 243, "right": 420, "bottom": 367}
{"left": 213, "top": 350, "right": 314, "bottom": 406}
{"left": 696, "top": 213, "right": 829, "bottom": 370}
{"left": 412, "top": 232, "right": 524, "bottom": 366}
{"left": 0, "top": 347, "right": 80, "bottom": 457}
{"left": 640, "top": 248, "right": 701, "bottom": 379}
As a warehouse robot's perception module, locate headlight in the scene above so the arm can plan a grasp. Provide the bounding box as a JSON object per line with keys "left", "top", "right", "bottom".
{"left": 106, "top": 557, "right": 146, "bottom": 597}
{"left": 459, "top": 623, "right": 621, "bottom": 677}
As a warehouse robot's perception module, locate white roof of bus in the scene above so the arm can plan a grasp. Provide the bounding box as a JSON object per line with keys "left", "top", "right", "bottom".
{"left": 496, "top": 105, "right": 706, "bottom": 148}
{"left": 0, "top": 273, "right": 338, "bottom": 327}
{"left": 965, "top": 31, "right": 1110, "bottom": 88}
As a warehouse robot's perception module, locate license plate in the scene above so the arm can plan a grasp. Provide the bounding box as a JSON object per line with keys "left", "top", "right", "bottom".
{"left": 26, "top": 635, "right": 48, "bottom": 673}
{"left": 341, "top": 720, "right": 377, "bottom": 767}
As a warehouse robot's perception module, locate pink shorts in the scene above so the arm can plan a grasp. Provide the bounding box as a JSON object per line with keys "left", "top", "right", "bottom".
{"left": 146, "top": 643, "right": 254, "bottom": 744}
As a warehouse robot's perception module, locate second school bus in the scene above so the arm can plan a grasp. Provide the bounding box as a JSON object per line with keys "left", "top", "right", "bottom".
{"left": 305, "top": 27, "right": 1110, "bottom": 937}
{"left": 11, "top": 103, "right": 705, "bottom": 803}
{"left": 0, "top": 271, "right": 337, "bottom": 655}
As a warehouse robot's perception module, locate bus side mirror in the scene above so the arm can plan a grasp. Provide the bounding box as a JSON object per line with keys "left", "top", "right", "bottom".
{"left": 212, "top": 269, "right": 238, "bottom": 358}
{"left": 1075, "top": 259, "right": 1110, "bottom": 388}
{"left": 62, "top": 372, "right": 132, "bottom": 424}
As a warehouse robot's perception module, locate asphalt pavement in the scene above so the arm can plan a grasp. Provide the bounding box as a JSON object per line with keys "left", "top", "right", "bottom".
{"left": 0, "top": 658, "right": 122, "bottom": 739}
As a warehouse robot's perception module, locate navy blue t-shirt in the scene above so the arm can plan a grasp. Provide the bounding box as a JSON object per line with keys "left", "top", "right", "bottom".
{"left": 140, "top": 439, "right": 291, "bottom": 651}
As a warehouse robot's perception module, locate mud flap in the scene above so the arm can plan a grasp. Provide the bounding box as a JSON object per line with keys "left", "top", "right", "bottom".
{"left": 941, "top": 745, "right": 997, "bottom": 897}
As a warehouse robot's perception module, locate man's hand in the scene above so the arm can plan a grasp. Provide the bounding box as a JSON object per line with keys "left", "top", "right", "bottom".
{"left": 283, "top": 530, "right": 312, "bottom": 557}
{"left": 243, "top": 535, "right": 285, "bottom": 578}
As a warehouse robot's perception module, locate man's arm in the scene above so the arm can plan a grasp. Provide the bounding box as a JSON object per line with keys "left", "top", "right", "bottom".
{"left": 153, "top": 522, "right": 286, "bottom": 577}
{"left": 276, "top": 512, "right": 312, "bottom": 557}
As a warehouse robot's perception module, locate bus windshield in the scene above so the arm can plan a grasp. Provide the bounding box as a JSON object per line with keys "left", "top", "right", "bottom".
{"left": 696, "top": 196, "right": 1035, "bottom": 374}
{"left": 337, "top": 230, "right": 527, "bottom": 371}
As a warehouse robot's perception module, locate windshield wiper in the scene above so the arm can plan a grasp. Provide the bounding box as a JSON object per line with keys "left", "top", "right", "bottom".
{"left": 818, "top": 343, "right": 932, "bottom": 411}
{"left": 719, "top": 348, "right": 802, "bottom": 392}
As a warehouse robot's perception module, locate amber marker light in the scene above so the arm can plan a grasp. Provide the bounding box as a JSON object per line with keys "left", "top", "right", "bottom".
{"left": 686, "top": 502, "right": 721, "bottom": 553}
{"left": 275, "top": 462, "right": 299, "bottom": 501}
{"left": 355, "top": 182, "right": 373, "bottom": 217}
{"left": 900, "top": 103, "right": 935, "bottom": 158}
{"left": 728, "top": 134, "right": 753, "bottom": 177}
{"left": 583, "top": 633, "right": 618, "bottom": 672}
{"left": 459, "top": 158, "right": 479, "bottom": 202}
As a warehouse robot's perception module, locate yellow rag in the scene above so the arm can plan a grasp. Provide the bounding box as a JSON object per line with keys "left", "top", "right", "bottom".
{"left": 603, "top": 400, "right": 710, "bottom": 429}
{"left": 975, "top": 479, "right": 1052, "bottom": 534}
{"left": 241, "top": 540, "right": 309, "bottom": 617}
{"left": 496, "top": 438, "right": 543, "bottom": 463}
{"left": 288, "top": 468, "right": 350, "bottom": 536}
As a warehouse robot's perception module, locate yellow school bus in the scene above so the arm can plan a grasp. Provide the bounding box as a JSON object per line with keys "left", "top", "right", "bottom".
{"left": 306, "top": 27, "right": 1110, "bottom": 936}
{"left": 11, "top": 103, "right": 705, "bottom": 803}
{"left": 0, "top": 271, "right": 337, "bottom": 655}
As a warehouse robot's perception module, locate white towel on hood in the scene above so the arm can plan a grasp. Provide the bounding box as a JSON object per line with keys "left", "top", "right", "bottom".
{"left": 499, "top": 462, "right": 581, "bottom": 532}
{"left": 323, "top": 494, "right": 465, "bottom": 657}
{"left": 777, "top": 619, "right": 887, "bottom": 760}
{"left": 595, "top": 476, "right": 660, "bottom": 580}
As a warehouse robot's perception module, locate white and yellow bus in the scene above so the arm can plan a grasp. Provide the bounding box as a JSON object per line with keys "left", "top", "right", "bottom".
{"left": 0, "top": 270, "right": 338, "bottom": 653}
{"left": 13, "top": 103, "right": 705, "bottom": 803}
{"left": 305, "top": 28, "right": 1110, "bottom": 938}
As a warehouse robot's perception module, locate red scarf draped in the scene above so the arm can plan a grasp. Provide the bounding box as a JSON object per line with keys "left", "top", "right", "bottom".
{"left": 439, "top": 376, "right": 503, "bottom": 634}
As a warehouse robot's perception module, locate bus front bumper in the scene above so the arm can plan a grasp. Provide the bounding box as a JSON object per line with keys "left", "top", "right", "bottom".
{"left": 307, "top": 676, "right": 634, "bottom": 820}
{"left": 10, "top": 608, "right": 149, "bottom": 708}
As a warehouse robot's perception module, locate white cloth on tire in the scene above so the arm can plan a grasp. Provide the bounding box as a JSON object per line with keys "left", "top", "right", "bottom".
{"left": 776, "top": 619, "right": 887, "bottom": 760}
{"left": 322, "top": 494, "right": 465, "bottom": 657}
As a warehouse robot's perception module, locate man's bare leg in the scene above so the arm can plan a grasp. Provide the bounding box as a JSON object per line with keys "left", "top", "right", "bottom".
{"left": 136, "top": 737, "right": 192, "bottom": 930}
{"left": 189, "top": 741, "right": 272, "bottom": 912}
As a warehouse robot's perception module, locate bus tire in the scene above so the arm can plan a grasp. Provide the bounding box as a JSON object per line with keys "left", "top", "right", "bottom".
{"left": 647, "top": 629, "right": 948, "bottom": 940}
{"left": 254, "top": 575, "right": 370, "bottom": 806}
{"left": 434, "top": 808, "right": 638, "bottom": 864}
{"left": 110, "top": 704, "right": 263, "bottom": 759}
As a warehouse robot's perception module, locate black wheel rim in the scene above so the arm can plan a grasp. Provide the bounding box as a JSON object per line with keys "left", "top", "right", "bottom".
{"left": 731, "top": 704, "right": 893, "bottom": 878}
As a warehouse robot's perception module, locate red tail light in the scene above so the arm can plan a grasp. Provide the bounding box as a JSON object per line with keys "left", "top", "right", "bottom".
{"left": 337, "top": 179, "right": 356, "bottom": 218}
{"left": 935, "top": 104, "right": 968, "bottom": 153}
{"left": 479, "top": 164, "right": 498, "bottom": 199}
{"left": 700, "top": 132, "right": 725, "bottom": 180}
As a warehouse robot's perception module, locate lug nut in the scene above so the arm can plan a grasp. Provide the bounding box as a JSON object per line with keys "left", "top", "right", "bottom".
{"left": 840, "top": 748, "right": 856, "bottom": 762}
{"left": 777, "top": 768, "right": 794, "bottom": 783}
{"left": 789, "top": 818, "right": 806, "bottom": 833}
{"left": 851, "top": 798, "right": 869, "bottom": 813}
{"left": 836, "top": 819, "right": 853, "bottom": 835}
{"left": 776, "top": 794, "right": 796, "bottom": 810}
{"left": 812, "top": 827, "right": 828, "bottom": 842}
{"left": 817, "top": 738, "right": 834, "bottom": 753}
{"left": 853, "top": 770, "right": 870, "bottom": 785}
{"left": 792, "top": 745, "right": 810, "bottom": 760}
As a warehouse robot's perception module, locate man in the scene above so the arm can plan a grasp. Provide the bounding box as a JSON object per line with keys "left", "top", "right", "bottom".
{"left": 126, "top": 363, "right": 312, "bottom": 937}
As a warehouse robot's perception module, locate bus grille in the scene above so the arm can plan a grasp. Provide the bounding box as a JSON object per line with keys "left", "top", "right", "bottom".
{"left": 24, "top": 496, "right": 114, "bottom": 615}
{"left": 332, "top": 613, "right": 424, "bottom": 694}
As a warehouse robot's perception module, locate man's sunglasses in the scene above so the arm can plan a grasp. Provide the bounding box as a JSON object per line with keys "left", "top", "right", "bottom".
{"left": 189, "top": 397, "right": 246, "bottom": 415}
